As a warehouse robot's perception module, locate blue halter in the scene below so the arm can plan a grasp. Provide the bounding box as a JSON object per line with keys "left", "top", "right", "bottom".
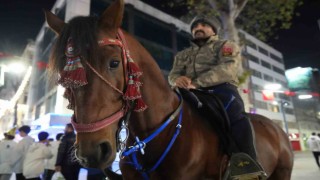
{"left": 121, "top": 92, "right": 183, "bottom": 179}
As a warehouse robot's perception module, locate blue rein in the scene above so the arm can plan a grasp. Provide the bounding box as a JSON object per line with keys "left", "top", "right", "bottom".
{"left": 121, "top": 92, "right": 183, "bottom": 179}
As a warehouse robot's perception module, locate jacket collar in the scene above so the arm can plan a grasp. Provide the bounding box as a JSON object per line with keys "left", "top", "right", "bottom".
{"left": 190, "top": 35, "right": 219, "bottom": 48}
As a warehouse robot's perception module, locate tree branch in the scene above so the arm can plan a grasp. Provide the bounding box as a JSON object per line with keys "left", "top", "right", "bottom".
{"left": 234, "top": 0, "right": 248, "bottom": 19}
{"left": 206, "top": 0, "right": 219, "bottom": 12}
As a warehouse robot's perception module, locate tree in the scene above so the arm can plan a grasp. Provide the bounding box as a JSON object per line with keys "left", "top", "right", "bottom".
{"left": 153, "top": 0, "right": 302, "bottom": 43}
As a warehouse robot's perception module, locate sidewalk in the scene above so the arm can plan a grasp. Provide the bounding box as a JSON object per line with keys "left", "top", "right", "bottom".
{"left": 292, "top": 151, "right": 320, "bottom": 180}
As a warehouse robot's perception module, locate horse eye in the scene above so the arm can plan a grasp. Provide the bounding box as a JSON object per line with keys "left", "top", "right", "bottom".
{"left": 109, "top": 60, "right": 120, "bottom": 69}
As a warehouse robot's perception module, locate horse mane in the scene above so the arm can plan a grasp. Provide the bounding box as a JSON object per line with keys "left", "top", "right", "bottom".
{"left": 49, "top": 16, "right": 100, "bottom": 79}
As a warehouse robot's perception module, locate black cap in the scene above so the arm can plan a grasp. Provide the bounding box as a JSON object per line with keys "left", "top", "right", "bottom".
{"left": 19, "top": 125, "right": 31, "bottom": 134}
{"left": 38, "top": 131, "right": 49, "bottom": 141}
{"left": 190, "top": 15, "right": 221, "bottom": 35}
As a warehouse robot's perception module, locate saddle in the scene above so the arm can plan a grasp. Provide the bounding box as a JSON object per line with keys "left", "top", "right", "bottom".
{"left": 179, "top": 88, "right": 267, "bottom": 180}
{"left": 179, "top": 88, "right": 233, "bottom": 154}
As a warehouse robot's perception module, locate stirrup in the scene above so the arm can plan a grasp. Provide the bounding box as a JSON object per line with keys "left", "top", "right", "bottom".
{"left": 223, "top": 153, "right": 267, "bottom": 180}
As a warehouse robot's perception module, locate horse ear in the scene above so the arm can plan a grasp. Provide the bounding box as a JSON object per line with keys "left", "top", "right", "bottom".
{"left": 99, "top": 0, "right": 124, "bottom": 30}
{"left": 44, "top": 10, "right": 66, "bottom": 35}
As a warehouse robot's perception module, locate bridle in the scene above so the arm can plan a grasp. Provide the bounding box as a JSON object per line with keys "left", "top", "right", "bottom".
{"left": 70, "top": 29, "right": 143, "bottom": 134}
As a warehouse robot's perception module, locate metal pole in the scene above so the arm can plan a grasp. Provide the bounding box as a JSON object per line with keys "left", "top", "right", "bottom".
{"left": 280, "top": 100, "right": 289, "bottom": 135}
{"left": 13, "top": 103, "right": 18, "bottom": 126}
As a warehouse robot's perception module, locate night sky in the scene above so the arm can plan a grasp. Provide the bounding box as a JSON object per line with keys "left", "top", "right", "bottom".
{"left": 0, "top": 0, "right": 319, "bottom": 70}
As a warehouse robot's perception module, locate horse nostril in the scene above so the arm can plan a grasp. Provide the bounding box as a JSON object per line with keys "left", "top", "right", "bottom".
{"left": 99, "top": 142, "right": 111, "bottom": 160}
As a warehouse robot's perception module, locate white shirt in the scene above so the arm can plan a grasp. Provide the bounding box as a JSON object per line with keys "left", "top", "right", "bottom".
{"left": 45, "top": 140, "right": 60, "bottom": 170}
{"left": 0, "top": 139, "right": 17, "bottom": 174}
{"left": 23, "top": 142, "right": 53, "bottom": 179}
{"left": 12, "top": 135, "right": 34, "bottom": 173}
{"left": 307, "top": 135, "right": 320, "bottom": 152}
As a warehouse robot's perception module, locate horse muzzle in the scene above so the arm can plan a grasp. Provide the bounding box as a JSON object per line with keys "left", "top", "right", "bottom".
{"left": 75, "top": 141, "right": 115, "bottom": 168}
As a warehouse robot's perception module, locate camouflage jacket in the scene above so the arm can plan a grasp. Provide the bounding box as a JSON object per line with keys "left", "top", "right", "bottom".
{"left": 168, "top": 36, "right": 241, "bottom": 88}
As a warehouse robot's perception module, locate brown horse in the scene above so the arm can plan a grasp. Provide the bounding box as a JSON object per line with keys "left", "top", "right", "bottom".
{"left": 45, "top": 0, "right": 293, "bottom": 179}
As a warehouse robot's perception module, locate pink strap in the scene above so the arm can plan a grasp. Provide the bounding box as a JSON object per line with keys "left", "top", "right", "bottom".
{"left": 71, "top": 109, "right": 124, "bottom": 133}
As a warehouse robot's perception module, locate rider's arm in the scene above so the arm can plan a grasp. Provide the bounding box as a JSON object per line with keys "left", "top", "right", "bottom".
{"left": 168, "top": 52, "right": 187, "bottom": 86}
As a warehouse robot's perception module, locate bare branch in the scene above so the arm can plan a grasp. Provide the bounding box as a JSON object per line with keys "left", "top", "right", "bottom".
{"left": 206, "top": 0, "right": 219, "bottom": 12}
{"left": 234, "top": 0, "right": 248, "bottom": 19}
{"left": 228, "top": 0, "right": 235, "bottom": 12}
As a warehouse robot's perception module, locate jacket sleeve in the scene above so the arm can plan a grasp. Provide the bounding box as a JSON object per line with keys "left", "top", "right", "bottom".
{"left": 193, "top": 41, "right": 241, "bottom": 87}
{"left": 55, "top": 137, "right": 67, "bottom": 166}
{"left": 43, "top": 146, "right": 53, "bottom": 159}
{"left": 168, "top": 52, "right": 186, "bottom": 86}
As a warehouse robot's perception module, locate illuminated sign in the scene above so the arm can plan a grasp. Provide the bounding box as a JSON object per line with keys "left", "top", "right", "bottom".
{"left": 285, "top": 67, "right": 312, "bottom": 90}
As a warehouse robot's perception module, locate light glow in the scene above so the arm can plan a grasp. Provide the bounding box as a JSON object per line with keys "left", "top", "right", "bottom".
{"left": 298, "top": 94, "right": 312, "bottom": 99}
{"left": 264, "top": 83, "right": 282, "bottom": 91}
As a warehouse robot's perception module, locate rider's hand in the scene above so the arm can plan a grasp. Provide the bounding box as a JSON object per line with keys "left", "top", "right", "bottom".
{"left": 175, "top": 76, "right": 192, "bottom": 89}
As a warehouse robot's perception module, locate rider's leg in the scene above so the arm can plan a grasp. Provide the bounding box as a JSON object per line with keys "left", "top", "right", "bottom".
{"left": 230, "top": 115, "right": 257, "bottom": 160}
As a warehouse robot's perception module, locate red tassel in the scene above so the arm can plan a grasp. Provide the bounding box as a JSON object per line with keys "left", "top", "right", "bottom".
{"left": 124, "top": 76, "right": 141, "bottom": 100}
{"left": 134, "top": 98, "right": 148, "bottom": 112}
{"left": 128, "top": 60, "right": 142, "bottom": 77}
{"left": 58, "top": 56, "right": 88, "bottom": 88}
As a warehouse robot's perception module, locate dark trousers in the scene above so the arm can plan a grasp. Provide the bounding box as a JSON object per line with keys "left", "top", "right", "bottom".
{"left": 43, "top": 169, "right": 55, "bottom": 180}
{"left": 204, "top": 83, "right": 257, "bottom": 160}
{"left": 61, "top": 165, "right": 81, "bottom": 180}
{"left": 312, "top": 151, "right": 320, "bottom": 167}
{"left": 16, "top": 173, "right": 26, "bottom": 180}
{"left": 26, "top": 178, "right": 40, "bottom": 180}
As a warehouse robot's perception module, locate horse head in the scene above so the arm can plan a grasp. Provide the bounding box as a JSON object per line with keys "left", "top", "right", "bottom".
{"left": 46, "top": 0, "right": 177, "bottom": 170}
{"left": 46, "top": 0, "right": 128, "bottom": 169}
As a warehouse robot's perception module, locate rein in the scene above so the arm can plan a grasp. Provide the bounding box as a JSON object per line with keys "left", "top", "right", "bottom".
{"left": 121, "top": 90, "right": 183, "bottom": 180}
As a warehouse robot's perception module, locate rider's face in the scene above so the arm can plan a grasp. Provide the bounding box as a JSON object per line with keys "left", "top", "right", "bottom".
{"left": 192, "top": 22, "right": 215, "bottom": 40}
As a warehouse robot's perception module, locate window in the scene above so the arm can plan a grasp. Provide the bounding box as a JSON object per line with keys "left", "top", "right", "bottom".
{"left": 252, "top": 83, "right": 263, "bottom": 91}
{"left": 139, "top": 39, "right": 173, "bottom": 71}
{"left": 248, "top": 54, "right": 259, "bottom": 64}
{"left": 134, "top": 15, "right": 172, "bottom": 48}
{"left": 255, "top": 100, "right": 268, "bottom": 110}
{"left": 270, "top": 53, "right": 283, "bottom": 63}
{"left": 263, "top": 74, "right": 273, "bottom": 82}
{"left": 275, "top": 79, "right": 288, "bottom": 88}
{"left": 278, "top": 93, "right": 290, "bottom": 101}
{"left": 285, "top": 108, "right": 294, "bottom": 115}
{"left": 272, "top": 66, "right": 285, "bottom": 75}
{"left": 245, "top": 40, "right": 256, "bottom": 50}
{"left": 268, "top": 104, "right": 279, "bottom": 113}
{"left": 258, "top": 46, "right": 269, "bottom": 56}
{"left": 261, "top": 60, "right": 271, "bottom": 69}
{"left": 251, "top": 69, "right": 262, "bottom": 79}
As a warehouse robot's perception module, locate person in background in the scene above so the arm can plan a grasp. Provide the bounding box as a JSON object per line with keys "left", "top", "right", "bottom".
{"left": 12, "top": 125, "right": 34, "bottom": 180}
{"left": 43, "top": 133, "right": 63, "bottom": 180}
{"left": 23, "top": 131, "right": 53, "bottom": 180}
{"left": 55, "top": 124, "right": 81, "bottom": 180}
{"left": 0, "top": 128, "right": 17, "bottom": 180}
{"left": 307, "top": 132, "right": 320, "bottom": 168}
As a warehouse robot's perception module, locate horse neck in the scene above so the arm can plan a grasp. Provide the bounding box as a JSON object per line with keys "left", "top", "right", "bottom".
{"left": 126, "top": 34, "right": 179, "bottom": 138}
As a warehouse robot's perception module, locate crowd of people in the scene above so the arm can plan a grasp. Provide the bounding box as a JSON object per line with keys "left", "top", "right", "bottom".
{"left": 0, "top": 124, "right": 105, "bottom": 180}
